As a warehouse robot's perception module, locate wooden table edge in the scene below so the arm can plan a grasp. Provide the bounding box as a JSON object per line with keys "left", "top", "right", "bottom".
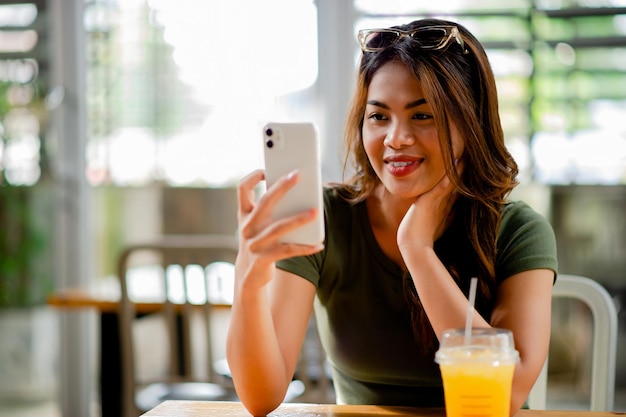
{"left": 141, "top": 400, "right": 625, "bottom": 417}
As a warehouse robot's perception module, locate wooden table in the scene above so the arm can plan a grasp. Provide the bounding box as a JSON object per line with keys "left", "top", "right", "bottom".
{"left": 48, "top": 287, "right": 232, "bottom": 313}
{"left": 48, "top": 286, "right": 231, "bottom": 417}
{"left": 142, "top": 400, "right": 625, "bottom": 417}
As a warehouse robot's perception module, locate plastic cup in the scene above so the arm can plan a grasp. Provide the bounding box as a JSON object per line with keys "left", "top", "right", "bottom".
{"left": 435, "top": 328, "right": 520, "bottom": 417}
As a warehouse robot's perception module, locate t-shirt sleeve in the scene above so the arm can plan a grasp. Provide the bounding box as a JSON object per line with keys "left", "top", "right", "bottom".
{"left": 495, "top": 201, "right": 558, "bottom": 282}
{"left": 276, "top": 251, "right": 324, "bottom": 287}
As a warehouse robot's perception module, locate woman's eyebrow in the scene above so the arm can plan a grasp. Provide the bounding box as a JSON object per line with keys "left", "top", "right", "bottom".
{"left": 366, "top": 100, "right": 388, "bottom": 109}
{"left": 405, "top": 98, "right": 427, "bottom": 109}
{"left": 365, "top": 98, "right": 428, "bottom": 109}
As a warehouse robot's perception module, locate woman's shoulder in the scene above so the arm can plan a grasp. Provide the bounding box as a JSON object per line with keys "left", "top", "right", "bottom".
{"left": 323, "top": 184, "right": 357, "bottom": 202}
{"left": 322, "top": 185, "right": 363, "bottom": 216}
{"left": 501, "top": 199, "right": 540, "bottom": 216}
{"left": 496, "top": 200, "right": 558, "bottom": 279}
{"left": 321, "top": 185, "right": 371, "bottom": 247}
{"left": 498, "top": 200, "right": 556, "bottom": 242}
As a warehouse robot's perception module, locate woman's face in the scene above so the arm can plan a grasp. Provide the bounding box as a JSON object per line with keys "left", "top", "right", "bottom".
{"left": 362, "top": 61, "right": 464, "bottom": 199}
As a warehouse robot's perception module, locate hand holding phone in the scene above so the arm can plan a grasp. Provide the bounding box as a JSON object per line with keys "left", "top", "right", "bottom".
{"left": 262, "top": 122, "right": 325, "bottom": 246}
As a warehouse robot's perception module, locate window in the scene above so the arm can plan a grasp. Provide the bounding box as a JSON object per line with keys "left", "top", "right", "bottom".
{"left": 0, "top": 2, "right": 43, "bottom": 186}
{"left": 85, "top": 0, "right": 318, "bottom": 187}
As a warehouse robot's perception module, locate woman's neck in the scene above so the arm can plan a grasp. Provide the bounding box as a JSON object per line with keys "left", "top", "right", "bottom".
{"left": 365, "top": 186, "right": 414, "bottom": 268}
{"left": 366, "top": 186, "right": 413, "bottom": 231}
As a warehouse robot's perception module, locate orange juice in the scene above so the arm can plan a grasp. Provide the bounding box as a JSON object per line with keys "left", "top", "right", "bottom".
{"left": 439, "top": 358, "right": 515, "bottom": 417}
{"left": 435, "top": 329, "right": 519, "bottom": 417}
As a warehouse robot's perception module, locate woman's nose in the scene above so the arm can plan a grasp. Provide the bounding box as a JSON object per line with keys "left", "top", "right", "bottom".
{"left": 383, "top": 122, "right": 415, "bottom": 149}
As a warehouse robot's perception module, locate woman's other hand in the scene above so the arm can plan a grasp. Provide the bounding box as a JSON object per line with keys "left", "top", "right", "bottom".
{"left": 397, "top": 159, "right": 462, "bottom": 251}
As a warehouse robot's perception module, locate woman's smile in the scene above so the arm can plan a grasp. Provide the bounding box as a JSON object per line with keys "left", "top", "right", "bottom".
{"left": 384, "top": 155, "right": 423, "bottom": 177}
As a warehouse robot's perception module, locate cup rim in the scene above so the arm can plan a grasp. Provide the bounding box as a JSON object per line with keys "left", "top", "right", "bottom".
{"left": 434, "top": 327, "right": 520, "bottom": 365}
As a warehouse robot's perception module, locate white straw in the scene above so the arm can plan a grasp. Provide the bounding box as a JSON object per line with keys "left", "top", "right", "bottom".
{"left": 464, "top": 277, "right": 478, "bottom": 345}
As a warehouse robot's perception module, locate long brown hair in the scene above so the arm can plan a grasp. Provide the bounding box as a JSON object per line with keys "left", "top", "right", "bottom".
{"left": 336, "top": 18, "right": 519, "bottom": 351}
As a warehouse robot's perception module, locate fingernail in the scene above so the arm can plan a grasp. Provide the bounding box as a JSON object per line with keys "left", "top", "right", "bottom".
{"left": 287, "top": 169, "right": 299, "bottom": 180}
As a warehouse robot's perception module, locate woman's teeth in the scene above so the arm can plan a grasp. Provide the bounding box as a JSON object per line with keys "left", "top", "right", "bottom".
{"left": 388, "top": 161, "right": 413, "bottom": 167}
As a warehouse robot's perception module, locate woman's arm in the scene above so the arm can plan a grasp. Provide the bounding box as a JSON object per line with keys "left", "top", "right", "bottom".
{"left": 226, "top": 169, "right": 322, "bottom": 416}
{"left": 405, "top": 245, "right": 554, "bottom": 415}
{"left": 227, "top": 269, "right": 316, "bottom": 416}
{"left": 401, "top": 241, "right": 552, "bottom": 416}
{"left": 490, "top": 269, "right": 553, "bottom": 414}
{"left": 397, "top": 172, "right": 553, "bottom": 415}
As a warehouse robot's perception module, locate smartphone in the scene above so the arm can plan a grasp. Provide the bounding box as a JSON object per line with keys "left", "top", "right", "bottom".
{"left": 262, "top": 122, "right": 325, "bottom": 245}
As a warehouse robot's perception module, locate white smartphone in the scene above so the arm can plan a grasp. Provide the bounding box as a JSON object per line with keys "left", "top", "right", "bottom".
{"left": 262, "top": 122, "right": 325, "bottom": 245}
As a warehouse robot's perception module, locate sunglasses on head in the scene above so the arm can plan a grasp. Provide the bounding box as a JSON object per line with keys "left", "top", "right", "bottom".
{"left": 358, "top": 25, "right": 468, "bottom": 54}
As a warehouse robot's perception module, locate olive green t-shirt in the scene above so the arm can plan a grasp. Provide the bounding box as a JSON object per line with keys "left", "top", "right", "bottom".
{"left": 277, "top": 187, "right": 558, "bottom": 406}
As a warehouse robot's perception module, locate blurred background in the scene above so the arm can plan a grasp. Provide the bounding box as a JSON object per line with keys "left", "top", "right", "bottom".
{"left": 0, "top": 0, "right": 624, "bottom": 416}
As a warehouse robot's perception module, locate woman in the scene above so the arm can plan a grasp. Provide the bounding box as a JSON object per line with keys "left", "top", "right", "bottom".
{"left": 227, "top": 18, "right": 557, "bottom": 416}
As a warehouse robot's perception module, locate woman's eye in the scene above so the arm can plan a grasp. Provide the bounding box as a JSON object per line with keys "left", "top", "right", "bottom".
{"left": 368, "top": 113, "right": 387, "bottom": 121}
{"left": 413, "top": 113, "right": 433, "bottom": 120}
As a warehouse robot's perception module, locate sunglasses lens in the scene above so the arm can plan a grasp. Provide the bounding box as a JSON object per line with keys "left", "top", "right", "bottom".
{"left": 411, "top": 27, "right": 448, "bottom": 48}
{"left": 359, "top": 26, "right": 463, "bottom": 53}
{"left": 364, "top": 30, "right": 400, "bottom": 50}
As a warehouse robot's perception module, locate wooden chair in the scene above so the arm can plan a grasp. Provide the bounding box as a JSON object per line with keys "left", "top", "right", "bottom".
{"left": 528, "top": 274, "right": 618, "bottom": 411}
{"left": 117, "top": 234, "right": 240, "bottom": 417}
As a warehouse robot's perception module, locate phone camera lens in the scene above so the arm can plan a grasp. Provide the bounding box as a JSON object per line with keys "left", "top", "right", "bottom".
{"left": 266, "top": 140, "right": 274, "bottom": 148}
{"left": 265, "top": 128, "right": 273, "bottom": 137}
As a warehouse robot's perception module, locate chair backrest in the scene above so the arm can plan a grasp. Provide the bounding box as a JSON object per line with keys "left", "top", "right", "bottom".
{"left": 527, "top": 274, "right": 618, "bottom": 411}
{"left": 117, "top": 234, "right": 238, "bottom": 417}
